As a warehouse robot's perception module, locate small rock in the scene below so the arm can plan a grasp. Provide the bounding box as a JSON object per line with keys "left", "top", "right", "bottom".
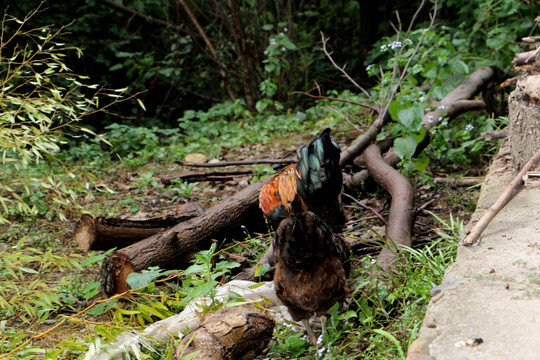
{"left": 185, "top": 153, "right": 208, "bottom": 163}
{"left": 423, "top": 314, "right": 436, "bottom": 328}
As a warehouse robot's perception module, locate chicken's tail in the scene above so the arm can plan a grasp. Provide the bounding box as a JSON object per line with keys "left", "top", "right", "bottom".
{"left": 295, "top": 128, "right": 342, "bottom": 200}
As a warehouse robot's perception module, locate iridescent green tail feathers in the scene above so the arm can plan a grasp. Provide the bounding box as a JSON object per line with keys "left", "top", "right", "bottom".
{"left": 296, "top": 128, "right": 342, "bottom": 200}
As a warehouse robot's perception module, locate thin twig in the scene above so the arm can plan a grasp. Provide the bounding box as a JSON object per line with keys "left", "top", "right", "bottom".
{"left": 463, "top": 147, "right": 540, "bottom": 246}
{"left": 176, "top": 159, "right": 295, "bottom": 167}
{"left": 339, "top": 0, "right": 438, "bottom": 166}
{"left": 342, "top": 193, "right": 388, "bottom": 225}
{"left": 162, "top": 169, "right": 256, "bottom": 184}
{"left": 433, "top": 177, "right": 484, "bottom": 187}
{"left": 178, "top": 0, "right": 236, "bottom": 101}
{"left": 292, "top": 91, "right": 379, "bottom": 113}
{"left": 320, "top": 33, "right": 371, "bottom": 99}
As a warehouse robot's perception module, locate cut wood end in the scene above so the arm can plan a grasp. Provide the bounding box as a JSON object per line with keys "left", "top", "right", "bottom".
{"left": 100, "top": 252, "right": 136, "bottom": 295}
{"left": 462, "top": 235, "right": 476, "bottom": 246}
{"left": 73, "top": 214, "right": 96, "bottom": 253}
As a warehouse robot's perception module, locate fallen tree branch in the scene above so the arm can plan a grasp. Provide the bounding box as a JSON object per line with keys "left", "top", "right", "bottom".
{"left": 463, "top": 147, "right": 540, "bottom": 246}
{"left": 161, "top": 170, "right": 255, "bottom": 184}
{"left": 514, "top": 49, "right": 539, "bottom": 66}
{"left": 364, "top": 143, "right": 415, "bottom": 271}
{"left": 177, "top": 159, "right": 295, "bottom": 167}
{"left": 99, "top": 180, "right": 267, "bottom": 295}
{"left": 433, "top": 177, "right": 484, "bottom": 187}
{"left": 344, "top": 67, "right": 495, "bottom": 190}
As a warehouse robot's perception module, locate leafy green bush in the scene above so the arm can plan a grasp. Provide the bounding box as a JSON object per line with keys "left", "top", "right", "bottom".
{"left": 0, "top": 8, "right": 133, "bottom": 222}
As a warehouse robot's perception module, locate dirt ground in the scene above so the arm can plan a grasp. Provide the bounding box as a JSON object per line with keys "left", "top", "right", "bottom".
{"left": 408, "top": 141, "right": 540, "bottom": 360}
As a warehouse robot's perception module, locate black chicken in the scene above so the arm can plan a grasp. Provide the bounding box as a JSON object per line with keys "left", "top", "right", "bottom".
{"left": 273, "top": 197, "right": 351, "bottom": 344}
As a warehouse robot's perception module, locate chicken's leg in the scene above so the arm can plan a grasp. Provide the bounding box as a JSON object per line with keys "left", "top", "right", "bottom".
{"left": 320, "top": 315, "right": 327, "bottom": 340}
{"left": 302, "top": 318, "right": 318, "bottom": 345}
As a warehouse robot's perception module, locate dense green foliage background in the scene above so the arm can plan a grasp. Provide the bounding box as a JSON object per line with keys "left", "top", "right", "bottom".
{"left": 10, "top": 0, "right": 535, "bottom": 128}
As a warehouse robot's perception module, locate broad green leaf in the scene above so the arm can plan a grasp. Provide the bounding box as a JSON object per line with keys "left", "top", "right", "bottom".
{"left": 413, "top": 156, "right": 430, "bottom": 172}
{"left": 280, "top": 36, "right": 297, "bottom": 50}
{"left": 449, "top": 59, "right": 469, "bottom": 74}
{"left": 388, "top": 101, "right": 403, "bottom": 122}
{"left": 397, "top": 106, "right": 424, "bottom": 132}
{"left": 126, "top": 269, "right": 162, "bottom": 289}
{"left": 394, "top": 136, "right": 418, "bottom": 160}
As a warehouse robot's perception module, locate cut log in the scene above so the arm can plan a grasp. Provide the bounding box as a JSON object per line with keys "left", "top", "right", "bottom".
{"left": 74, "top": 203, "right": 205, "bottom": 252}
{"left": 173, "top": 304, "right": 275, "bottom": 360}
{"left": 99, "top": 180, "right": 267, "bottom": 295}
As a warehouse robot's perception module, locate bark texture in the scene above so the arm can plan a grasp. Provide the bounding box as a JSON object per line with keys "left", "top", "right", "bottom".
{"left": 174, "top": 304, "right": 274, "bottom": 360}
{"left": 508, "top": 74, "right": 540, "bottom": 170}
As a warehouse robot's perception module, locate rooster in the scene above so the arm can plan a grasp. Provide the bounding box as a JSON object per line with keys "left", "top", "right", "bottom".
{"left": 258, "top": 128, "right": 345, "bottom": 232}
{"left": 273, "top": 196, "right": 351, "bottom": 344}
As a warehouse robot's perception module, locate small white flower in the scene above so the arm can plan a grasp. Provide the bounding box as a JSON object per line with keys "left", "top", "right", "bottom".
{"left": 380, "top": 44, "right": 386, "bottom": 50}
{"left": 284, "top": 27, "right": 288, "bottom": 32}
{"left": 427, "top": 115, "right": 434, "bottom": 123}
{"left": 425, "top": 108, "right": 431, "bottom": 112}
{"left": 282, "top": 47, "right": 286, "bottom": 52}
{"left": 270, "top": 38, "right": 276, "bottom": 45}
{"left": 389, "top": 41, "right": 402, "bottom": 49}
{"left": 442, "top": 121, "right": 448, "bottom": 126}
{"left": 371, "top": 258, "right": 377, "bottom": 264}
{"left": 264, "top": 50, "right": 268, "bottom": 55}
{"left": 438, "top": 105, "right": 446, "bottom": 110}
{"left": 431, "top": 129, "right": 437, "bottom": 134}
{"left": 317, "top": 334, "right": 324, "bottom": 345}
{"left": 318, "top": 347, "right": 327, "bottom": 356}
{"left": 438, "top": 117, "right": 443, "bottom": 121}
{"left": 366, "top": 64, "right": 372, "bottom": 72}
{"left": 280, "top": 32, "right": 285, "bottom": 37}
{"left": 465, "top": 124, "right": 474, "bottom": 131}
{"left": 419, "top": 96, "right": 425, "bottom": 102}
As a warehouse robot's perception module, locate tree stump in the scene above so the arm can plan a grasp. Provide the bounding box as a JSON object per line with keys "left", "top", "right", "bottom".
{"left": 508, "top": 74, "right": 540, "bottom": 170}
{"left": 173, "top": 304, "right": 275, "bottom": 360}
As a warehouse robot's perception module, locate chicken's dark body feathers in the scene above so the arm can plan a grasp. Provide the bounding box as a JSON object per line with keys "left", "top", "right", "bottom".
{"left": 273, "top": 208, "right": 350, "bottom": 322}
